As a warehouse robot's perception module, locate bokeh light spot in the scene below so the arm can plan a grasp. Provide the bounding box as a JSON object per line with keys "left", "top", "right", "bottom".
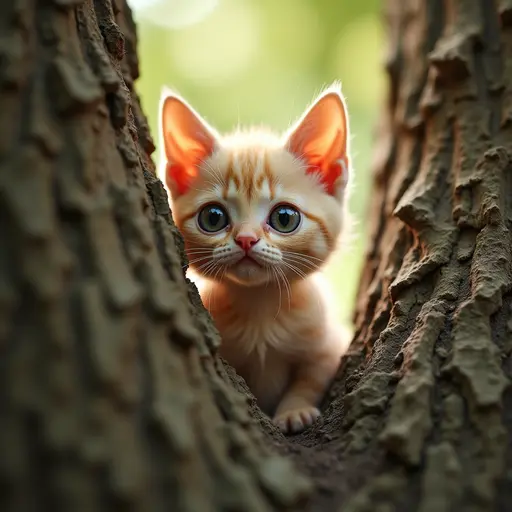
{"left": 132, "top": 0, "right": 219, "bottom": 30}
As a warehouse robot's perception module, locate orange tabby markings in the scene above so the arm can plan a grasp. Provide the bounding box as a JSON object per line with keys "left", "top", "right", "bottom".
{"left": 158, "top": 83, "right": 352, "bottom": 434}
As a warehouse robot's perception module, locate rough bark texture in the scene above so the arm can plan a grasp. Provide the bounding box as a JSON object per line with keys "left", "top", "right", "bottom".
{"left": 0, "top": 1, "right": 310, "bottom": 510}
{"left": 3, "top": 0, "right": 512, "bottom": 511}
{"left": 292, "top": 0, "right": 512, "bottom": 510}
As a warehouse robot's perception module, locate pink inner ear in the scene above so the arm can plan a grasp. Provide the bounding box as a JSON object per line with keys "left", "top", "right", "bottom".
{"left": 306, "top": 156, "right": 348, "bottom": 195}
{"left": 161, "top": 95, "right": 217, "bottom": 196}
{"left": 286, "top": 91, "right": 348, "bottom": 196}
{"left": 167, "top": 162, "right": 198, "bottom": 196}
{"left": 305, "top": 124, "right": 348, "bottom": 194}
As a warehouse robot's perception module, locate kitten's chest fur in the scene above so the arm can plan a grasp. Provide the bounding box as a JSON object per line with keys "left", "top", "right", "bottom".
{"left": 200, "top": 279, "right": 325, "bottom": 413}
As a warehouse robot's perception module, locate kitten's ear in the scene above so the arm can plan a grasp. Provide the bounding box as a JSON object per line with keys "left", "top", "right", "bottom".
{"left": 284, "top": 85, "right": 349, "bottom": 198}
{"left": 159, "top": 89, "right": 218, "bottom": 196}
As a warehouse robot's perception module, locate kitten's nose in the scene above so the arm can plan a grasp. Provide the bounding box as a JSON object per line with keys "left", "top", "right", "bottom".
{"left": 235, "top": 233, "right": 260, "bottom": 252}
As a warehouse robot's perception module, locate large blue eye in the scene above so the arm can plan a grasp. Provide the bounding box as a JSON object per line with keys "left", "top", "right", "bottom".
{"left": 268, "top": 205, "right": 301, "bottom": 233}
{"left": 198, "top": 204, "right": 229, "bottom": 233}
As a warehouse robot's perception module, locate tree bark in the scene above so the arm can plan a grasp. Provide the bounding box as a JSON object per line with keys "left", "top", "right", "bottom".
{"left": 0, "top": 1, "right": 310, "bottom": 511}
{"left": 310, "top": 0, "right": 512, "bottom": 510}
{"left": 2, "top": 0, "right": 512, "bottom": 511}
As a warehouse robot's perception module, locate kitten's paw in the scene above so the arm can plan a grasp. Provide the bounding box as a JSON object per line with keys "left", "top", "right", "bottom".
{"left": 273, "top": 406, "right": 321, "bottom": 434}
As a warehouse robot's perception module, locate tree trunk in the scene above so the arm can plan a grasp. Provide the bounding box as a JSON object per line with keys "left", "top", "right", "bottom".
{"left": 0, "top": 1, "right": 309, "bottom": 511}
{"left": 309, "top": 0, "right": 512, "bottom": 510}
{"left": 2, "top": 0, "right": 512, "bottom": 511}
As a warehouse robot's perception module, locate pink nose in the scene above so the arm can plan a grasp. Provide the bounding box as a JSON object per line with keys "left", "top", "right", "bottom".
{"left": 235, "top": 234, "right": 259, "bottom": 252}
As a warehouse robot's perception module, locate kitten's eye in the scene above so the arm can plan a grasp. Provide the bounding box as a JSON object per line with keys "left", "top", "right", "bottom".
{"left": 197, "top": 204, "right": 230, "bottom": 233}
{"left": 268, "top": 205, "right": 301, "bottom": 234}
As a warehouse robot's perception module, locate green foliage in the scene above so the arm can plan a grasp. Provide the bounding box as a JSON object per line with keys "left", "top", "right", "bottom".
{"left": 132, "top": 0, "right": 384, "bottom": 325}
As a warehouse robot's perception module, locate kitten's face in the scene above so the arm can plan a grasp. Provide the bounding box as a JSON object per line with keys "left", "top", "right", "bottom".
{"left": 159, "top": 84, "right": 350, "bottom": 287}
{"left": 170, "top": 144, "right": 345, "bottom": 286}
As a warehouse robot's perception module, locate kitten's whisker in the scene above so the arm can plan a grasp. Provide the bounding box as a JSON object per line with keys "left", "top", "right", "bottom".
{"left": 283, "top": 258, "right": 320, "bottom": 273}
{"left": 282, "top": 253, "right": 322, "bottom": 272}
{"left": 282, "top": 251, "right": 324, "bottom": 262}
{"left": 186, "top": 254, "right": 215, "bottom": 264}
{"left": 185, "top": 251, "right": 215, "bottom": 257}
{"left": 212, "top": 264, "right": 224, "bottom": 283}
{"left": 185, "top": 255, "right": 212, "bottom": 262}
{"left": 185, "top": 247, "right": 215, "bottom": 253}
{"left": 275, "top": 266, "right": 291, "bottom": 311}
{"left": 282, "top": 255, "right": 323, "bottom": 266}
{"left": 271, "top": 266, "right": 282, "bottom": 319}
{"left": 283, "top": 255, "right": 320, "bottom": 268}
{"left": 183, "top": 256, "right": 211, "bottom": 268}
{"left": 280, "top": 269, "right": 292, "bottom": 311}
{"left": 293, "top": 264, "right": 309, "bottom": 278}
{"left": 196, "top": 260, "right": 217, "bottom": 273}
{"left": 281, "top": 260, "right": 307, "bottom": 278}
{"left": 196, "top": 259, "right": 213, "bottom": 270}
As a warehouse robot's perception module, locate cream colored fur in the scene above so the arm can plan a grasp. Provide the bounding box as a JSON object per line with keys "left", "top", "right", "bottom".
{"left": 158, "top": 83, "right": 352, "bottom": 434}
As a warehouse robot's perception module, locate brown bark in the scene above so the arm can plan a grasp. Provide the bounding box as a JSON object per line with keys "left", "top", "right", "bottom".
{"left": 302, "top": 0, "right": 512, "bottom": 510}
{"left": 2, "top": 0, "right": 512, "bottom": 511}
{"left": 0, "top": 1, "right": 310, "bottom": 511}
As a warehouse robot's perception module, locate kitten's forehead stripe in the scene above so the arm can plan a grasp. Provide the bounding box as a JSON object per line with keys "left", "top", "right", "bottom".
{"left": 220, "top": 148, "right": 276, "bottom": 204}
{"left": 263, "top": 153, "right": 275, "bottom": 201}
{"left": 222, "top": 154, "right": 232, "bottom": 199}
{"left": 243, "top": 151, "right": 254, "bottom": 202}
{"left": 222, "top": 154, "right": 240, "bottom": 199}
{"left": 249, "top": 152, "right": 265, "bottom": 202}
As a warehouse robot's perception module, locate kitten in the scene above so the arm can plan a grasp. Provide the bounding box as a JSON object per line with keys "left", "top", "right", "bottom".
{"left": 158, "top": 84, "right": 352, "bottom": 434}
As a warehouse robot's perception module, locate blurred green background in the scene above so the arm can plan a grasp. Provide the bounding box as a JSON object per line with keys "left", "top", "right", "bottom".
{"left": 129, "top": 0, "right": 385, "bottom": 328}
